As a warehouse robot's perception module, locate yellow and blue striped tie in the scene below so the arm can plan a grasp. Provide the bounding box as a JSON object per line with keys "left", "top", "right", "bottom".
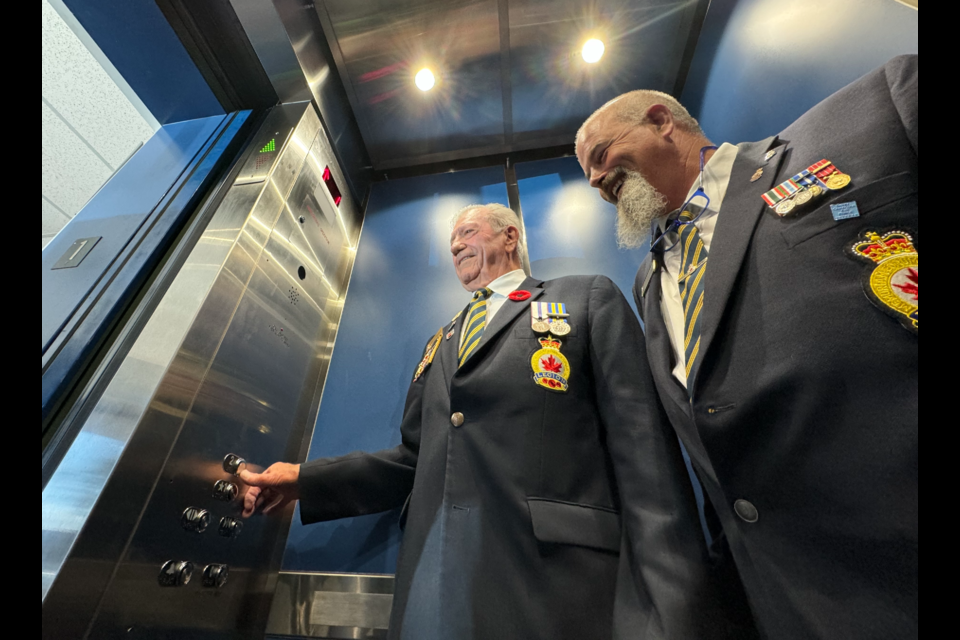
{"left": 459, "top": 288, "right": 492, "bottom": 367}
{"left": 677, "top": 209, "right": 708, "bottom": 390}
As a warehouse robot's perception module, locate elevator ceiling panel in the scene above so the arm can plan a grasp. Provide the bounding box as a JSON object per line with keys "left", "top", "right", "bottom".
{"left": 508, "top": 0, "right": 702, "bottom": 143}
{"left": 314, "top": 0, "right": 707, "bottom": 170}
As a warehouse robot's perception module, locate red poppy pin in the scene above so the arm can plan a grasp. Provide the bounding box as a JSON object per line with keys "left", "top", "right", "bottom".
{"left": 509, "top": 290, "right": 532, "bottom": 302}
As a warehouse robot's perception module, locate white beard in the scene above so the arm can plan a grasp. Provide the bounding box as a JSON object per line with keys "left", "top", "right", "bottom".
{"left": 613, "top": 169, "right": 669, "bottom": 249}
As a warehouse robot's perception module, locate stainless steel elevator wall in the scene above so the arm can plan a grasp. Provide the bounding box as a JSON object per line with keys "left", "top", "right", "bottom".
{"left": 42, "top": 101, "right": 363, "bottom": 639}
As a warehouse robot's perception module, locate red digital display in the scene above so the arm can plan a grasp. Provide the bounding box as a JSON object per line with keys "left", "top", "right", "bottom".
{"left": 322, "top": 166, "right": 342, "bottom": 207}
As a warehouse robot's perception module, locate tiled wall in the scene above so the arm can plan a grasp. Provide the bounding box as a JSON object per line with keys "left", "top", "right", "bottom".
{"left": 41, "top": 0, "right": 158, "bottom": 251}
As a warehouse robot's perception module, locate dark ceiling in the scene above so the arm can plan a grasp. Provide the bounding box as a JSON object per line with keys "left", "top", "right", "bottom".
{"left": 313, "top": 0, "right": 710, "bottom": 170}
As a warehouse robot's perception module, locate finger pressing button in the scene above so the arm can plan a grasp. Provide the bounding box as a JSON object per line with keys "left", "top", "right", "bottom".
{"left": 734, "top": 499, "right": 759, "bottom": 524}
{"left": 451, "top": 412, "right": 465, "bottom": 427}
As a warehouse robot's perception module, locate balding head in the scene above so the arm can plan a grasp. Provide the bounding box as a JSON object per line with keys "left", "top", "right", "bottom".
{"left": 576, "top": 90, "right": 704, "bottom": 155}
{"left": 575, "top": 90, "right": 714, "bottom": 248}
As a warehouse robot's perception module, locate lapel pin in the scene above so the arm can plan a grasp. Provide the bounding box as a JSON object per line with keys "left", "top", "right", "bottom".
{"left": 509, "top": 290, "right": 532, "bottom": 302}
{"left": 751, "top": 168, "right": 764, "bottom": 182}
{"left": 765, "top": 149, "right": 778, "bottom": 162}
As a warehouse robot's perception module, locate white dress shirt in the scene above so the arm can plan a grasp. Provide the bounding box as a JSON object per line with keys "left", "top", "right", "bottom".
{"left": 657, "top": 143, "right": 739, "bottom": 387}
{"left": 461, "top": 269, "right": 528, "bottom": 343}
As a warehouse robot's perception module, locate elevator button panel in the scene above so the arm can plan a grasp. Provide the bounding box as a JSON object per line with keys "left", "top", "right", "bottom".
{"left": 181, "top": 507, "right": 211, "bottom": 533}
{"left": 213, "top": 480, "right": 239, "bottom": 502}
{"left": 222, "top": 454, "right": 247, "bottom": 476}
{"left": 158, "top": 561, "right": 194, "bottom": 587}
{"left": 202, "top": 564, "right": 230, "bottom": 589}
{"left": 219, "top": 517, "right": 243, "bottom": 538}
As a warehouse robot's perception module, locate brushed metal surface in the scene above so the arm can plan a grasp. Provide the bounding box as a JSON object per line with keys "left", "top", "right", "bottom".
{"left": 229, "top": 0, "right": 313, "bottom": 103}
{"left": 266, "top": 573, "right": 395, "bottom": 638}
{"left": 272, "top": 0, "right": 374, "bottom": 206}
{"left": 42, "top": 101, "right": 364, "bottom": 639}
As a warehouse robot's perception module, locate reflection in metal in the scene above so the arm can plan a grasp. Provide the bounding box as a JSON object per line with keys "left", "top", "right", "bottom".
{"left": 309, "top": 0, "right": 709, "bottom": 169}
{"left": 228, "top": 0, "right": 313, "bottom": 103}
{"left": 42, "top": 102, "right": 364, "bottom": 639}
{"left": 266, "top": 573, "right": 395, "bottom": 639}
{"left": 234, "top": 0, "right": 373, "bottom": 206}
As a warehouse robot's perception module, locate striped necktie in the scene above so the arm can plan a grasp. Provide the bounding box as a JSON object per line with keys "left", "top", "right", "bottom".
{"left": 459, "top": 288, "right": 492, "bottom": 366}
{"left": 677, "top": 208, "right": 708, "bottom": 390}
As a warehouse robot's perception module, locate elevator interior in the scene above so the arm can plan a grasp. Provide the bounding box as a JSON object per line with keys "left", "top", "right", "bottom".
{"left": 41, "top": 1, "right": 919, "bottom": 638}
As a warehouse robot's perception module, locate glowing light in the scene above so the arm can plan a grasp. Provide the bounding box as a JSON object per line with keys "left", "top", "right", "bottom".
{"left": 582, "top": 39, "right": 605, "bottom": 63}
{"left": 415, "top": 68, "right": 436, "bottom": 91}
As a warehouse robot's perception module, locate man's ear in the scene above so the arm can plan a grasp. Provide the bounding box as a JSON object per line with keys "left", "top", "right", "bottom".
{"left": 504, "top": 225, "right": 520, "bottom": 252}
{"left": 645, "top": 104, "right": 675, "bottom": 138}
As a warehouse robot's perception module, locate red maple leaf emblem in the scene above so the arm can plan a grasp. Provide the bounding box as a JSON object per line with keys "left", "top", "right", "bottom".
{"left": 894, "top": 268, "right": 918, "bottom": 301}
{"left": 541, "top": 355, "right": 563, "bottom": 374}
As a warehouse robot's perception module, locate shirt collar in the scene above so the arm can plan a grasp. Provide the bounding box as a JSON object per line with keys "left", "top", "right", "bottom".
{"left": 657, "top": 142, "right": 739, "bottom": 233}
{"left": 481, "top": 269, "right": 527, "bottom": 297}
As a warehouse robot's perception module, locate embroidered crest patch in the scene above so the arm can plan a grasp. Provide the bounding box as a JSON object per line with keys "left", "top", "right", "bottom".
{"left": 414, "top": 329, "right": 444, "bottom": 382}
{"left": 531, "top": 336, "right": 570, "bottom": 392}
{"left": 847, "top": 229, "right": 918, "bottom": 335}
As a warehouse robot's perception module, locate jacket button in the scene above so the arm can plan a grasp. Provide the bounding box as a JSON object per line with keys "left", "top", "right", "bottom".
{"left": 734, "top": 500, "right": 759, "bottom": 523}
{"left": 451, "top": 412, "right": 464, "bottom": 427}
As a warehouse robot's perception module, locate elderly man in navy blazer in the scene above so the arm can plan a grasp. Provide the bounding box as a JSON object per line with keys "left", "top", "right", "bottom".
{"left": 240, "top": 203, "right": 736, "bottom": 639}
{"left": 577, "top": 56, "right": 918, "bottom": 639}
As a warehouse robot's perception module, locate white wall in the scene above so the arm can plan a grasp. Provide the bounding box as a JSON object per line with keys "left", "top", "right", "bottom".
{"left": 41, "top": 0, "right": 160, "bottom": 251}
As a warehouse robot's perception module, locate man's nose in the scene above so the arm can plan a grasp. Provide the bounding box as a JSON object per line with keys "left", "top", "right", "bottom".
{"left": 451, "top": 241, "right": 463, "bottom": 256}
{"left": 588, "top": 168, "right": 606, "bottom": 189}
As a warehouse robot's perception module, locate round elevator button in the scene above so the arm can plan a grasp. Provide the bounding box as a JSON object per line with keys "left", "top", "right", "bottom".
{"left": 734, "top": 500, "right": 759, "bottom": 523}
{"left": 451, "top": 412, "right": 465, "bottom": 427}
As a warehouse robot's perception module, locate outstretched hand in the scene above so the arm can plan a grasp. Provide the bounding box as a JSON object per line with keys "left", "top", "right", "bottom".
{"left": 240, "top": 463, "right": 301, "bottom": 518}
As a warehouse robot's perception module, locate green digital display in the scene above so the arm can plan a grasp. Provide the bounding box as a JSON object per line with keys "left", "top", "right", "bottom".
{"left": 259, "top": 139, "right": 276, "bottom": 153}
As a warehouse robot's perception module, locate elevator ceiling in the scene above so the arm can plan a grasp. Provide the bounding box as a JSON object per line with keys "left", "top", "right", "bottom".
{"left": 313, "top": 0, "right": 709, "bottom": 170}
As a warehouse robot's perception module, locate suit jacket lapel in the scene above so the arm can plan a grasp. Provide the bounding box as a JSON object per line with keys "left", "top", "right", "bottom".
{"left": 642, "top": 261, "right": 718, "bottom": 481}
{"left": 642, "top": 260, "right": 692, "bottom": 420}
{"left": 695, "top": 137, "right": 788, "bottom": 390}
{"left": 439, "top": 309, "right": 465, "bottom": 391}
{"left": 458, "top": 276, "right": 545, "bottom": 374}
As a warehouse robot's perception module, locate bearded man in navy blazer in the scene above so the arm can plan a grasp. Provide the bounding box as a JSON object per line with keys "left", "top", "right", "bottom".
{"left": 239, "top": 203, "right": 742, "bottom": 639}
{"left": 576, "top": 55, "right": 918, "bottom": 639}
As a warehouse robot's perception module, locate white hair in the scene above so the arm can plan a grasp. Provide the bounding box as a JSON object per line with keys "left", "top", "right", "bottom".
{"left": 451, "top": 203, "right": 527, "bottom": 264}
{"left": 576, "top": 90, "right": 704, "bottom": 152}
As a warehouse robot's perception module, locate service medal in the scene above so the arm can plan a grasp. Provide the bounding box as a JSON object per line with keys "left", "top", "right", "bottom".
{"left": 794, "top": 189, "right": 814, "bottom": 206}
{"left": 825, "top": 172, "right": 852, "bottom": 190}
{"left": 808, "top": 184, "right": 824, "bottom": 198}
{"left": 531, "top": 336, "right": 570, "bottom": 393}
{"left": 549, "top": 319, "right": 571, "bottom": 336}
{"left": 775, "top": 198, "right": 797, "bottom": 216}
{"left": 532, "top": 320, "right": 551, "bottom": 334}
{"left": 530, "top": 302, "right": 550, "bottom": 333}
{"left": 847, "top": 230, "right": 918, "bottom": 335}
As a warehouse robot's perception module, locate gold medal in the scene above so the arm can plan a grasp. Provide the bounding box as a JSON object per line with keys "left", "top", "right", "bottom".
{"left": 808, "top": 184, "right": 823, "bottom": 198}
{"left": 825, "top": 172, "right": 852, "bottom": 190}
{"left": 775, "top": 198, "right": 797, "bottom": 216}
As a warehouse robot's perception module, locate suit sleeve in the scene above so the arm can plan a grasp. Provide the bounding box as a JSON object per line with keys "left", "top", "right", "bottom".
{"left": 886, "top": 54, "right": 918, "bottom": 158}
{"left": 297, "top": 340, "right": 428, "bottom": 525}
{"left": 586, "top": 276, "right": 736, "bottom": 639}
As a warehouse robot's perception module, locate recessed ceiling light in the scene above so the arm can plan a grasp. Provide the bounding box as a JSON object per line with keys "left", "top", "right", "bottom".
{"left": 582, "top": 39, "right": 605, "bottom": 64}
{"left": 415, "top": 68, "right": 436, "bottom": 91}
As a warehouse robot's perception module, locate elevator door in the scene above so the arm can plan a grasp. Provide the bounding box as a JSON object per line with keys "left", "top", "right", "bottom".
{"left": 42, "top": 101, "right": 363, "bottom": 639}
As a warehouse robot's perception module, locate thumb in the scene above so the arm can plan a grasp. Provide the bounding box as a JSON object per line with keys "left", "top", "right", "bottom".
{"left": 238, "top": 469, "right": 267, "bottom": 486}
